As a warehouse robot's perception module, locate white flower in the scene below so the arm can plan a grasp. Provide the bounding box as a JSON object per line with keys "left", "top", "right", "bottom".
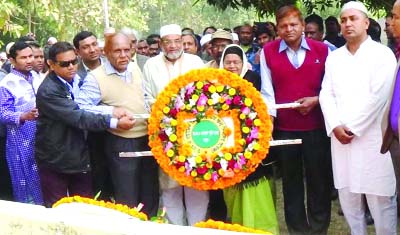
{"left": 211, "top": 93, "right": 220, "bottom": 104}
{"left": 248, "top": 112, "right": 257, "bottom": 120}
{"left": 188, "top": 157, "right": 196, "bottom": 168}
{"left": 220, "top": 159, "right": 228, "bottom": 170}
{"left": 165, "top": 127, "right": 173, "bottom": 136}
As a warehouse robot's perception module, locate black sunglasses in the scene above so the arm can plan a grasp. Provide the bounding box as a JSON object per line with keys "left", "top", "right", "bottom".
{"left": 56, "top": 58, "right": 79, "bottom": 67}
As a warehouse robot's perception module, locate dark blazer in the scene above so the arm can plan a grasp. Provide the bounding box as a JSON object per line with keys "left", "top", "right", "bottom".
{"left": 381, "top": 63, "right": 400, "bottom": 194}
{"left": 35, "top": 71, "right": 111, "bottom": 173}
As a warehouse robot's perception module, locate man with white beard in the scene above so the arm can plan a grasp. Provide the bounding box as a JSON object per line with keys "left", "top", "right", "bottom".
{"left": 142, "top": 24, "right": 208, "bottom": 226}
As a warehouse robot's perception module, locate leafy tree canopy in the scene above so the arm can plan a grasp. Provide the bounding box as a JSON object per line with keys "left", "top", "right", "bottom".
{"left": 201, "top": 0, "right": 393, "bottom": 17}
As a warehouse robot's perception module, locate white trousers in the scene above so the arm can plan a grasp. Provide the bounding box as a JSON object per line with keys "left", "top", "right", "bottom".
{"left": 161, "top": 186, "right": 209, "bottom": 226}
{"left": 338, "top": 188, "right": 397, "bottom": 235}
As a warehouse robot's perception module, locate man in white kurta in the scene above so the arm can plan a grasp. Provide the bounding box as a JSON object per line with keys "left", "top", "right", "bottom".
{"left": 142, "top": 24, "right": 208, "bottom": 226}
{"left": 319, "top": 2, "right": 397, "bottom": 235}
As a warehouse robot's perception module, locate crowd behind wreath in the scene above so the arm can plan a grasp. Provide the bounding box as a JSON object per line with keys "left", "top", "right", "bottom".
{"left": 0, "top": 1, "right": 400, "bottom": 234}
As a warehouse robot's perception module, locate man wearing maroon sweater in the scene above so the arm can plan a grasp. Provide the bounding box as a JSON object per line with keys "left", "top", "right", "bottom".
{"left": 260, "top": 5, "right": 331, "bottom": 235}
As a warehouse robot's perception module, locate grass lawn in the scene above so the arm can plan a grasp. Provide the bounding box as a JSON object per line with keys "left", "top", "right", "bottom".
{"left": 274, "top": 178, "right": 399, "bottom": 235}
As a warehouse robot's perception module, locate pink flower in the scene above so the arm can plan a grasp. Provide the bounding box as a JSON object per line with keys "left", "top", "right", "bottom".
{"left": 233, "top": 95, "right": 242, "bottom": 105}
{"left": 197, "top": 166, "right": 208, "bottom": 175}
{"left": 234, "top": 162, "right": 242, "bottom": 170}
{"left": 241, "top": 106, "right": 250, "bottom": 114}
{"left": 212, "top": 162, "right": 221, "bottom": 170}
{"left": 228, "top": 159, "right": 235, "bottom": 169}
{"left": 170, "top": 108, "right": 178, "bottom": 118}
{"left": 203, "top": 83, "right": 211, "bottom": 93}
{"left": 197, "top": 93, "right": 208, "bottom": 106}
{"left": 246, "top": 136, "right": 253, "bottom": 144}
{"left": 185, "top": 84, "right": 195, "bottom": 95}
{"left": 225, "top": 98, "right": 232, "bottom": 105}
{"left": 174, "top": 96, "right": 184, "bottom": 110}
{"left": 185, "top": 162, "right": 191, "bottom": 176}
{"left": 158, "top": 131, "right": 168, "bottom": 141}
{"left": 239, "top": 155, "right": 246, "bottom": 165}
{"left": 250, "top": 127, "right": 259, "bottom": 139}
{"left": 211, "top": 172, "right": 218, "bottom": 182}
{"left": 164, "top": 142, "right": 173, "bottom": 152}
{"left": 245, "top": 118, "right": 253, "bottom": 127}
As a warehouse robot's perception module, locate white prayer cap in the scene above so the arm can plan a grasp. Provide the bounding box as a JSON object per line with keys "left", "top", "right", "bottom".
{"left": 200, "top": 33, "right": 212, "bottom": 47}
{"left": 160, "top": 24, "right": 181, "bottom": 38}
{"left": 47, "top": 37, "right": 57, "bottom": 44}
{"left": 340, "top": 1, "right": 369, "bottom": 16}
{"left": 231, "top": 33, "right": 239, "bottom": 41}
{"left": 5, "top": 42, "right": 14, "bottom": 55}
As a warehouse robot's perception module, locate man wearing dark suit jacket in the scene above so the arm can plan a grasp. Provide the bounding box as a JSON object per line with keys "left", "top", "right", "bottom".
{"left": 35, "top": 42, "right": 134, "bottom": 207}
{"left": 381, "top": 0, "right": 400, "bottom": 195}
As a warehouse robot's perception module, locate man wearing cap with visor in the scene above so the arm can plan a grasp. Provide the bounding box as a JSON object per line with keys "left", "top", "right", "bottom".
{"left": 205, "top": 29, "right": 233, "bottom": 68}
{"left": 143, "top": 24, "right": 207, "bottom": 226}
{"left": 320, "top": 2, "right": 397, "bottom": 234}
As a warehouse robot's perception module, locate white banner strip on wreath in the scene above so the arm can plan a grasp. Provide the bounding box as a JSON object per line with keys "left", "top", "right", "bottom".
{"left": 118, "top": 139, "right": 302, "bottom": 158}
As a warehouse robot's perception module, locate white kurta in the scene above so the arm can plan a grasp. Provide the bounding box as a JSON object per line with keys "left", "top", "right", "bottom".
{"left": 319, "top": 37, "right": 397, "bottom": 196}
{"left": 142, "top": 52, "right": 204, "bottom": 189}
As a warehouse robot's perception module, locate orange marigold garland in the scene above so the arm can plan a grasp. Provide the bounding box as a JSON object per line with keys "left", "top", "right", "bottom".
{"left": 52, "top": 196, "right": 148, "bottom": 221}
{"left": 148, "top": 68, "right": 272, "bottom": 190}
{"left": 194, "top": 219, "right": 273, "bottom": 234}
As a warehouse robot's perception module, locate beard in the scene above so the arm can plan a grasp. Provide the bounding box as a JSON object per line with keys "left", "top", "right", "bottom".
{"left": 165, "top": 49, "right": 183, "bottom": 60}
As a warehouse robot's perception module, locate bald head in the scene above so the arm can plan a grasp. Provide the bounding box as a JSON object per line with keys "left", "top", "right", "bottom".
{"left": 104, "top": 33, "right": 131, "bottom": 73}
{"left": 391, "top": 0, "right": 400, "bottom": 39}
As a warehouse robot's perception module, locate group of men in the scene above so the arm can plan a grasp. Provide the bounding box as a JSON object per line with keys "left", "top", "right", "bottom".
{"left": 1, "top": 1, "right": 400, "bottom": 234}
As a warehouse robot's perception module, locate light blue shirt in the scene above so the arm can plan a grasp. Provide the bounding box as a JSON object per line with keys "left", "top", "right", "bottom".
{"left": 260, "top": 37, "right": 311, "bottom": 117}
{"left": 56, "top": 75, "right": 81, "bottom": 98}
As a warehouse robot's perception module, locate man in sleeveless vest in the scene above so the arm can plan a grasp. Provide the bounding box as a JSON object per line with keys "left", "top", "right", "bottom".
{"left": 260, "top": 5, "right": 331, "bottom": 235}
{"left": 75, "top": 33, "right": 159, "bottom": 217}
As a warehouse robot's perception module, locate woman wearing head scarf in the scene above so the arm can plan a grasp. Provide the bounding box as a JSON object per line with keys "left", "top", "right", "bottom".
{"left": 219, "top": 44, "right": 279, "bottom": 234}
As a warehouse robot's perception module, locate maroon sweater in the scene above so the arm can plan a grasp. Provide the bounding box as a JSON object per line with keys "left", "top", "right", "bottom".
{"left": 263, "top": 38, "right": 328, "bottom": 131}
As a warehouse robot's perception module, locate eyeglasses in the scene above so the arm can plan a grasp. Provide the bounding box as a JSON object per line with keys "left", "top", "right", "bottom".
{"left": 162, "top": 39, "right": 182, "bottom": 46}
{"left": 56, "top": 58, "right": 79, "bottom": 67}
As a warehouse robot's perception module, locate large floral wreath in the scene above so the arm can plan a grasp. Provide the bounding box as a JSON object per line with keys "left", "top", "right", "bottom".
{"left": 148, "top": 68, "right": 272, "bottom": 190}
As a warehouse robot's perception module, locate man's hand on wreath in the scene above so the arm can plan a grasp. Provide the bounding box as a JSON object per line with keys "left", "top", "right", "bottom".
{"left": 294, "top": 96, "right": 319, "bottom": 116}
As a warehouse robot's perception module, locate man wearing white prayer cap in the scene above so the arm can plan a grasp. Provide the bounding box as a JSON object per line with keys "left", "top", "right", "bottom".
{"left": 320, "top": 1, "right": 398, "bottom": 234}
{"left": 142, "top": 24, "right": 207, "bottom": 226}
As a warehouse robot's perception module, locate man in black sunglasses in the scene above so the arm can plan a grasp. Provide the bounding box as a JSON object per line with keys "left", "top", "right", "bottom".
{"left": 35, "top": 41, "right": 135, "bottom": 208}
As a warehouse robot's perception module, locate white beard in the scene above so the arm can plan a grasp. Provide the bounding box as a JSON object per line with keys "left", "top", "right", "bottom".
{"left": 165, "top": 49, "right": 183, "bottom": 60}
